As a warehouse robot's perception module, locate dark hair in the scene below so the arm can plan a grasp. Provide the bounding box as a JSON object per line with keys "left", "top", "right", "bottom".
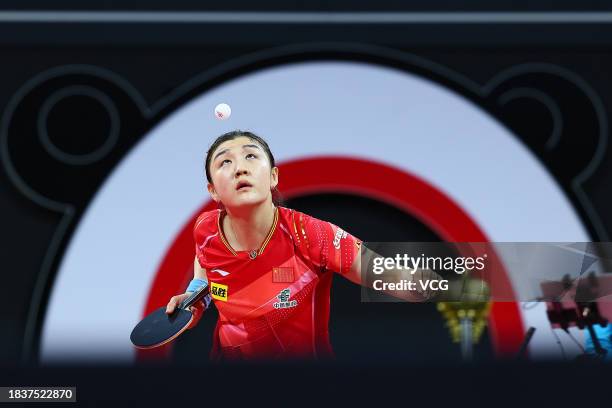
{"left": 205, "top": 130, "right": 283, "bottom": 205}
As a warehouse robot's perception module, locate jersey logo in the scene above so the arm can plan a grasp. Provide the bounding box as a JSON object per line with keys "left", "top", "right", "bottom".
{"left": 333, "top": 228, "right": 348, "bottom": 249}
{"left": 211, "top": 282, "right": 229, "bottom": 301}
{"left": 273, "top": 288, "right": 298, "bottom": 309}
{"left": 211, "top": 268, "right": 231, "bottom": 277}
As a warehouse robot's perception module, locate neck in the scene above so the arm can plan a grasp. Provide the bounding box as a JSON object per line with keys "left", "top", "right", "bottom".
{"left": 224, "top": 200, "right": 276, "bottom": 251}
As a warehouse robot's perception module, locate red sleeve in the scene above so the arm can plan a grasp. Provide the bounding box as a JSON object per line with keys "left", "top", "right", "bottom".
{"left": 291, "top": 210, "right": 362, "bottom": 277}
{"left": 193, "top": 210, "right": 219, "bottom": 269}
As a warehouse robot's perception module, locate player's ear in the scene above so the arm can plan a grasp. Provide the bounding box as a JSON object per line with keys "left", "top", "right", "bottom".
{"left": 207, "top": 182, "right": 220, "bottom": 202}
{"left": 270, "top": 166, "right": 279, "bottom": 189}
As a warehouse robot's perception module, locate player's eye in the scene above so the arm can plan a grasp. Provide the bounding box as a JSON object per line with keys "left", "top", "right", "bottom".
{"left": 219, "top": 159, "right": 231, "bottom": 167}
{"left": 246, "top": 153, "right": 257, "bottom": 159}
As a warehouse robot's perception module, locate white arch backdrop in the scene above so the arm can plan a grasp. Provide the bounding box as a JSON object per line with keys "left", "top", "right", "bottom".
{"left": 41, "top": 61, "right": 589, "bottom": 362}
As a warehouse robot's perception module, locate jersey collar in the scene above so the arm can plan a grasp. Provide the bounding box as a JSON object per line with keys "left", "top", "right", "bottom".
{"left": 217, "top": 206, "right": 279, "bottom": 257}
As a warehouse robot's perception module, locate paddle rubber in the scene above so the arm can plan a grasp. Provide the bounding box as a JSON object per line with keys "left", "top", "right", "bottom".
{"left": 130, "top": 283, "right": 210, "bottom": 349}
{"left": 130, "top": 307, "right": 193, "bottom": 349}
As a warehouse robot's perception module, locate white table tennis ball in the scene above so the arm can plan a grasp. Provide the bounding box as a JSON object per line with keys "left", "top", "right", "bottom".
{"left": 214, "top": 103, "right": 231, "bottom": 120}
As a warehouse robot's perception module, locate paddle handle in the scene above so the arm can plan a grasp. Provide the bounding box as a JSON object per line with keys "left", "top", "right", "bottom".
{"left": 178, "top": 282, "right": 210, "bottom": 310}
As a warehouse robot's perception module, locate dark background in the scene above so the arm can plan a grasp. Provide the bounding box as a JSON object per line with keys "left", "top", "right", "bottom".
{"left": 1, "top": 1, "right": 612, "bottom": 404}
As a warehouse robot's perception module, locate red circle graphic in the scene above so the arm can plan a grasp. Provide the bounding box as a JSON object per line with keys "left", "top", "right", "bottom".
{"left": 138, "top": 157, "right": 524, "bottom": 360}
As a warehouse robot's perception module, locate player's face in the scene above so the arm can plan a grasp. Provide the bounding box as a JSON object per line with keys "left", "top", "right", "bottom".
{"left": 207, "top": 136, "right": 278, "bottom": 209}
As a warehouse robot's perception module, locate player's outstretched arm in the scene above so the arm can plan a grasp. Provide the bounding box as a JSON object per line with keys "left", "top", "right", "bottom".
{"left": 347, "top": 246, "right": 441, "bottom": 303}
{"left": 348, "top": 246, "right": 488, "bottom": 303}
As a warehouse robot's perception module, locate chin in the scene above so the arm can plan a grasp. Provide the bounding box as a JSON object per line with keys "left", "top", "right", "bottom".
{"left": 229, "top": 195, "right": 267, "bottom": 209}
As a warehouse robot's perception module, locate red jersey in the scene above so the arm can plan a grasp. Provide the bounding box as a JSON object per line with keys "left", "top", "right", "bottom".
{"left": 193, "top": 206, "right": 362, "bottom": 361}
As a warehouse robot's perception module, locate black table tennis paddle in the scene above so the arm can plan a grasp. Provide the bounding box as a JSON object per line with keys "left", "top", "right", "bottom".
{"left": 130, "top": 283, "right": 210, "bottom": 349}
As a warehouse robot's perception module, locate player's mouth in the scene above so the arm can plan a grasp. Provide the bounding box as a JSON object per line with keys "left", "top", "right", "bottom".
{"left": 236, "top": 180, "right": 253, "bottom": 191}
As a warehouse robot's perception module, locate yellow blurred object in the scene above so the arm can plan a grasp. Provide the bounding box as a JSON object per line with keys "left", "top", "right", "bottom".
{"left": 437, "top": 275, "right": 491, "bottom": 350}
{"left": 438, "top": 300, "right": 491, "bottom": 344}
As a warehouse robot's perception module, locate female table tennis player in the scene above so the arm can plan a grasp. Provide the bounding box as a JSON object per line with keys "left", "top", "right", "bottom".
{"left": 165, "top": 130, "right": 433, "bottom": 360}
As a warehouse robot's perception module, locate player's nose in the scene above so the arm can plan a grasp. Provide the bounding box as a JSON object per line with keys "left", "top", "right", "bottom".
{"left": 234, "top": 165, "right": 249, "bottom": 178}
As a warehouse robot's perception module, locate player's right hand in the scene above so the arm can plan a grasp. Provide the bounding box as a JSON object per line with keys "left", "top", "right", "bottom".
{"left": 165, "top": 293, "right": 205, "bottom": 329}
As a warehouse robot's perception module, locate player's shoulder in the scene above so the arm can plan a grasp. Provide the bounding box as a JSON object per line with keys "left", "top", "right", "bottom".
{"left": 277, "top": 206, "right": 328, "bottom": 234}
{"left": 277, "top": 206, "right": 314, "bottom": 224}
{"left": 193, "top": 209, "right": 221, "bottom": 233}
